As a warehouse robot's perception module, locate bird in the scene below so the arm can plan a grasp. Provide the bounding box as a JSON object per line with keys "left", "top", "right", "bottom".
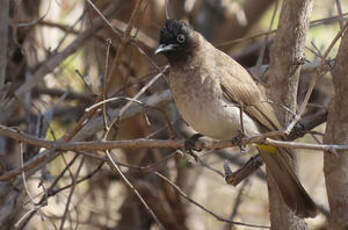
{"left": 155, "top": 19, "right": 318, "bottom": 218}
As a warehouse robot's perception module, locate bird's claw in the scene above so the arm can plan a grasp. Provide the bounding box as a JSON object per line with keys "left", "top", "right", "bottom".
{"left": 184, "top": 133, "right": 203, "bottom": 161}
{"left": 231, "top": 132, "right": 247, "bottom": 152}
{"left": 291, "top": 121, "right": 306, "bottom": 137}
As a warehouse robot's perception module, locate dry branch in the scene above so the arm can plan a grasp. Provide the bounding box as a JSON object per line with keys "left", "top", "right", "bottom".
{"left": 5, "top": 3, "right": 120, "bottom": 109}
{"left": 1, "top": 122, "right": 348, "bottom": 183}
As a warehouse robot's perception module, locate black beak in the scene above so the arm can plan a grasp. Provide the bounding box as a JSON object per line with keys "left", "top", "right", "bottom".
{"left": 154, "top": 44, "right": 177, "bottom": 55}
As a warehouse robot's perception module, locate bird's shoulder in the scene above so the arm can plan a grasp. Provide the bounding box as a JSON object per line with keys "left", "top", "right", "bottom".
{"left": 210, "top": 46, "right": 262, "bottom": 105}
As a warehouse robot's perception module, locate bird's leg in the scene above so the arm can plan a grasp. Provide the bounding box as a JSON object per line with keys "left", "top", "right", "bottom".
{"left": 236, "top": 104, "right": 248, "bottom": 152}
{"left": 231, "top": 130, "right": 248, "bottom": 152}
{"left": 288, "top": 121, "right": 306, "bottom": 140}
{"left": 184, "top": 133, "right": 203, "bottom": 161}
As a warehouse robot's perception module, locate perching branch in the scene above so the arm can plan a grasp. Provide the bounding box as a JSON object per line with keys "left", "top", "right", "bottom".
{"left": 1, "top": 123, "right": 348, "bottom": 182}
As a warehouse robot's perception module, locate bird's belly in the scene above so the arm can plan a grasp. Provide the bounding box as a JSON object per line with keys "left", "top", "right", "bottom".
{"left": 173, "top": 91, "right": 260, "bottom": 140}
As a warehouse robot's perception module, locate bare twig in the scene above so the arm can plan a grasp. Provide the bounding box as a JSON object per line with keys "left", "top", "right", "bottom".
{"left": 0, "top": 89, "right": 173, "bottom": 183}
{"left": 256, "top": 0, "right": 279, "bottom": 68}
{"left": 85, "top": 97, "right": 144, "bottom": 112}
{"left": 20, "top": 143, "right": 39, "bottom": 205}
{"left": 217, "top": 12, "right": 348, "bottom": 49}
{"left": 15, "top": 150, "right": 74, "bottom": 229}
{"left": 59, "top": 157, "right": 85, "bottom": 230}
{"left": 49, "top": 161, "right": 104, "bottom": 196}
{"left": 5, "top": 3, "right": 119, "bottom": 109}
{"left": 102, "top": 39, "right": 112, "bottom": 132}
{"left": 106, "top": 151, "right": 165, "bottom": 230}
{"left": 104, "top": 66, "right": 168, "bottom": 138}
{"left": 154, "top": 172, "right": 269, "bottom": 229}
{"left": 32, "top": 87, "right": 94, "bottom": 103}
{"left": 77, "top": 150, "right": 178, "bottom": 174}
{"left": 14, "top": 203, "right": 47, "bottom": 228}
{"left": 100, "top": 0, "right": 147, "bottom": 94}
{"left": 197, "top": 157, "right": 225, "bottom": 177}
{"left": 222, "top": 180, "right": 250, "bottom": 230}
{"left": 335, "top": 0, "right": 344, "bottom": 30}
{"left": 54, "top": 9, "right": 87, "bottom": 54}
{"left": 85, "top": 0, "right": 122, "bottom": 37}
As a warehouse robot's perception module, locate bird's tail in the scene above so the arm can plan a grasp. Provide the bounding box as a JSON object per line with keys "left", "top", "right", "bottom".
{"left": 257, "top": 145, "right": 318, "bottom": 218}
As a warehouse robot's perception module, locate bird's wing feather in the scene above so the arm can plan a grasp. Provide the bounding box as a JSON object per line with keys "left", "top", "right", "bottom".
{"left": 214, "top": 49, "right": 282, "bottom": 132}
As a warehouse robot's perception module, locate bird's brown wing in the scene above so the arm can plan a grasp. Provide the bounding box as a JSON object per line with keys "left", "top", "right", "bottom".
{"left": 215, "top": 49, "right": 282, "bottom": 132}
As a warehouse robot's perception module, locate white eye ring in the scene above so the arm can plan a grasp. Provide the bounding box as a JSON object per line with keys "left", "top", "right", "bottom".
{"left": 177, "top": 34, "right": 185, "bottom": 43}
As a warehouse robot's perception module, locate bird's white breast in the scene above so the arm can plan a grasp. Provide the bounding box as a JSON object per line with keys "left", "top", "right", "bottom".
{"left": 169, "top": 68, "right": 260, "bottom": 140}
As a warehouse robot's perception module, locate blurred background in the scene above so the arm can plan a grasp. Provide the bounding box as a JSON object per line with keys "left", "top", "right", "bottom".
{"left": 1, "top": 0, "right": 348, "bottom": 229}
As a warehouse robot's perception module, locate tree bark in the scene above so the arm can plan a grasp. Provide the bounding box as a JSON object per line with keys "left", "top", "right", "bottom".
{"left": 267, "top": 0, "right": 312, "bottom": 229}
{"left": 324, "top": 23, "right": 348, "bottom": 230}
{"left": 0, "top": 0, "right": 9, "bottom": 89}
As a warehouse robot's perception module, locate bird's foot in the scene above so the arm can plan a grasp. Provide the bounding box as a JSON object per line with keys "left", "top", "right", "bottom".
{"left": 289, "top": 121, "right": 307, "bottom": 139}
{"left": 231, "top": 131, "right": 247, "bottom": 152}
{"left": 184, "top": 133, "right": 203, "bottom": 161}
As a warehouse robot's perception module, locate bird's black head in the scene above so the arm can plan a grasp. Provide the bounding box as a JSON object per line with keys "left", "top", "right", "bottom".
{"left": 155, "top": 20, "right": 195, "bottom": 61}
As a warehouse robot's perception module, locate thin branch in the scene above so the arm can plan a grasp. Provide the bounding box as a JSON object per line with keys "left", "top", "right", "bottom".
{"left": 335, "top": 0, "right": 344, "bottom": 30}
{"left": 85, "top": 97, "right": 144, "bottom": 112}
{"left": 256, "top": 0, "right": 279, "bottom": 68}
{"left": 78, "top": 150, "right": 178, "bottom": 174}
{"left": 216, "top": 12, "right": 348, "bottom": 49}
{"left": 263, "top": 138, "right": 341, "bottom": 153}
{"left": 15, "top": 203, "right": 47, "bottom": 228}
{"left": 50, "top": 161, "right": 104, "bottom": 196}
{"left": 104, "top": 66, "right": 168, "bottom": 138}
{"left": 198, "top": 157, "right": 225, "bottom": 177}
{"left": 5, "top": 3, "right": 119, "bottom": 109}
{"left": 21, "top": 142, "right": 36, "bottom": 204}
{"left": 154, "top": 172, "right": 269, "bottom": 229}
{"left": 0, "top": 89, "right": 173, "bottom": 183}
{"left": 85, "top": 0, "right": 122, "bottom": 37}
{"left": 222, "top": 180, "right": 250, "bottom": 230}
{"left": 102, "top": 39, "right": 112, "bottom": 133}
{"left": 59, "top": 157, "right": 85, "bottom": 230}
{"left": 34, "top": 87, "right": 94, "bottom": 102}
{"left": 53, "top": 8, "right": 87, "bottom": 54}
{"left": 18, "top": 142, "right": 46, "bottom": 227}
{"left": 94, "top": 0, "right": 147, "bottom": 94}
{"left": 106, "top": 151, "right": 165, "bottom": 230}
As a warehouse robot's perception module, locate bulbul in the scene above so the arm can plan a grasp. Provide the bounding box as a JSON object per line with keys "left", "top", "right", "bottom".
{"left": 155, "top": 19, "right": 318, "bottom": 218}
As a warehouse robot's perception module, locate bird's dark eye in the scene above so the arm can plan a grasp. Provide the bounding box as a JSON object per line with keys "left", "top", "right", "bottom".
{"left": 177, "top": 34, "right": 185, "bottom": 43}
